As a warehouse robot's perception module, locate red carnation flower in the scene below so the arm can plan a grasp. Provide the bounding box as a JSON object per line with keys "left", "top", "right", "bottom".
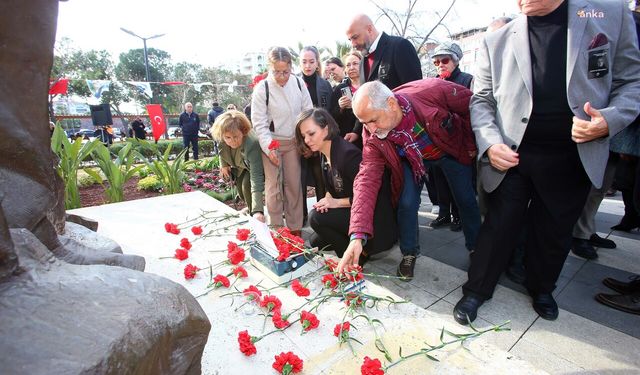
{"left": 272, "top": 351, "right": 303, "bottom": 374}
{"left": 174, "top": 248, "right": 189, "bottom": 261}
{"left": 213, "top": 274, "right": 230, "bottom": 288}
{"left": 232, "top": 265, "right": 248, "bottom": 278}
{"left": 164, "top": 222, "right": 180, "bottom": 235}
{"left": 268, "top": 139, "right": 280, "bottom": 151}
{"left": 324, "top": 258, "right": 338, "bottom": 272}
{"left": 344, "top": 264, "right": 364, "bottom": 282}
{"left": 227, "top": 241, "right": 240, "bottom": 253}
{"left": 243, "top": 285, "right": 262, "bottom": 302}
{"left": 291, "top": 279, "right": 310, "bottom": 297}
{"left": 180, "top": 237, "right": 192, "bottom": 250}
{"left": 236, "top": 228, "right": 251, "bottom": 241}
{"left": 272, "top": 309, "right": 289, "bottom": 329}
{"left": 361, "top": 356, "right": 384, "bottom": 375}
{"left": 191, "top": 225, "right": 203, "bottom": 235}
{"left": 237, "top": 330, "right": 257, "bottom": 356}
{"left": 299, "top": 310, "right": 319, "bottom": 331}
{"left": 260, "top": 295, "right": 282, "bottom": 312}
{"left": 321, "top": 274, "right": 338, "bottom": 289}
{"left": 228, "top": 248, "right": 246, "bottom": 265}
{"left": 183, "top": 264, "right": 199, "bottom": 279}
{"left": 333, "top": 321, "right": 350, "bottom": 337}
{"left": 345, "top": 292, "right": 364, "bottom": 308}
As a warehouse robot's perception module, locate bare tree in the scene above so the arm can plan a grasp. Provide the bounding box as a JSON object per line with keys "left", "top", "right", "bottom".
{"left": 369, "top": 0, "right": 457, "bottom": 58}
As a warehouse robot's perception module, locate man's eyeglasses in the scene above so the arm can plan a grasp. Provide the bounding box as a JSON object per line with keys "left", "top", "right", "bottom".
{"left": 272, "top": 70, "right": 291, "bottom": 77}
{"left": 433, "top": 57, "right": 451, "bottom": 66}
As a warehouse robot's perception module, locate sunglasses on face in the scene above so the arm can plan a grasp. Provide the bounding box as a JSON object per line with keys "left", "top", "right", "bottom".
{"left": 433, "top": 57, "right": 451, "bottom": 66}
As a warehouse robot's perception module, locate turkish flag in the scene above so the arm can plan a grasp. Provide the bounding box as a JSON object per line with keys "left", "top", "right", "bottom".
{"left": 49, "top": 79, "right": 69, "bottom": 95}
{"left": 146, "top": 104, "right": 166, "bottom": 141}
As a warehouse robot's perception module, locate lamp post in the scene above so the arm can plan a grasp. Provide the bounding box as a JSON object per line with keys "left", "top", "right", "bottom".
{"left": 119, "top": 28, "right": 165, "bottom": 83}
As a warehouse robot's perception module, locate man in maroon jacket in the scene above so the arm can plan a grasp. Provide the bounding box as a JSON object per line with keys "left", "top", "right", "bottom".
{"left": 337, "top": 79, "right": 481, "bottom": 280}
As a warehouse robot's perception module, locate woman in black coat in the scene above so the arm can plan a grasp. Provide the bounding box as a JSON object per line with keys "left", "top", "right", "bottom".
{"left": 329, "top": 51, "right": 364, "bottom": 149}
{"left": 295, "top": 108, "right": 396, "bottom": 265}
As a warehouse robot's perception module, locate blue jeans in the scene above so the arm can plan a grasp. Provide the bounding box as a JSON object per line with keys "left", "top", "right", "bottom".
{"left": 423, "top": 156, "right": 480, "bottom": 250}
{"left": 397, "top": 162, "right": 422, "bottom": 256}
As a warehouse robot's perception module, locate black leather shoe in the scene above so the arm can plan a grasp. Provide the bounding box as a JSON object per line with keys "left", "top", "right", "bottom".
{"left": 603, "top": 276, "right": 640, "bottom": 294}
{"left": 571, "top": 238, "right": 597, "bottom": 260}
{"left": 589, "top": 233, "right": 616, "bottom": 249}
{"left": 453, "top": 295, "right": 484, "bottom": 325}
{"left": 450, "top": 217, "right": 462, "bottom": 232}
{"left": 611, "top": 217, "right": 640, "bottom": 232}
{"left": 429, "top": 216, "right": 451, "bottom": 229}
{"left": 530, "top": 292, "right": 559, "bottom": 320}
{"left": 595, "top": 292, "right": 640, "bottom": 315}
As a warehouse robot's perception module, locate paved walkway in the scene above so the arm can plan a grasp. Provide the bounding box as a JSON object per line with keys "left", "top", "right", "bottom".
{"left": 356, "top": 192, "right": 640, "bottom": 374}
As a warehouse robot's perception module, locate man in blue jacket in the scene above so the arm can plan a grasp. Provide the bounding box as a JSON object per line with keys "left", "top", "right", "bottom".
{"left": 179, "top": 102, "right": 201, "bottom": 161}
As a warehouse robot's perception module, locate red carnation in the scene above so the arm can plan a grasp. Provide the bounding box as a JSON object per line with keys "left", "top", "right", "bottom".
{"left": 333, "top": 321, "right": 350, "bottom": 337}
{"left": 174, "top": 248, "right": 189, "bottom": 261}
{"left": 299, "top": 310, "right": 319, "bottom": 331}
{"left": 291, "top": 279, "right": 310, "bottom": 297}
{"left": 345, "top": 292, "right": 364, "bottom": 308}
{"left": 260, "top": 295, "right": 282, "bottom": 312}
{"left": 272, "top": 309, "right": 289, "bottom": 329}
{"left": 237, "top": 330, "right": 257, "bottom": 356}
{"left": 321, "top": 274, "right": 338, "bottom": 289}
{"left": 243, "top": 285, "right": 262, "bottom": 302}
{"left": 212, "top": 274, "right": 230, "bottom": 288}
{"left": 227, "top": 241, "right": 240, "bottom": 253}
{"left": 361, "top": 356, "right": 385, "bottom": 375}
{"left": 236, "top": 228, "right": 250, "bottom": 241}
{"left": 164, "top": 222, "right": 180, "bottom": 235}
{"left": 232, "top": 265, "right": 248, "bottom": 278}
{"left": 183, "top": 264, "right": 199, "bottom": 279}
{"left": 272, "top": 351, "right": 303, "bottom": 374}
{"left": 344, "top": 264, "right": 364, "bottom": 282}
{"left": 268, "top": 139, "right": 280, "bottom": 151}
{"left": 324, "top": 258, "right": 338, "bottom": 272}
{"left": 180, "top": 237, "right": 192, "bottom": 250}
{"left": 228, "top": 248, "right": 246, "bottom": 265}
{"left": 191, "top": 225, "right": 203, "bottom": 235}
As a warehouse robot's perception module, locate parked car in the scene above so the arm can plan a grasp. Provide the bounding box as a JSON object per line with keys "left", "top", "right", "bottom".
{"left": 167, "top": 126, "right": 182, "bottom": 138}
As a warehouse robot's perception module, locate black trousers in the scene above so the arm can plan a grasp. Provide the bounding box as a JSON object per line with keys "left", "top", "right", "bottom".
{"left": 432, "top": 165, "right": 459, "bottom": 219}
{"left": 463, "top": 143, "right": 591, "bottom": 299}
{"left": 309, "top": 174, "right": 397, "bottom": 257}
{"left": 183, "top": 135, "right": 199, "bottom": 161}
{"left": 301, "top": 154, "right": 326, "bottom": 222}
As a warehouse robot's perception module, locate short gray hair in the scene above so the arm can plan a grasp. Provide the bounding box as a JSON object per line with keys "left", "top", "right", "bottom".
{"left": 353, "top": 81, "right": 394, "bottom": 111}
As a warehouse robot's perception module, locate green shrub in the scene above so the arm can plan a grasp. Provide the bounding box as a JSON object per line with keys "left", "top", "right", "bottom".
{"left": 86, "top": 142, "right": 144, "bottom": 203}
{"left": 132, "top": 139, "right": 190, "bottom": 195}
{"left": 137, "top": 175, "right": 163, "bottom": 191}
{"left": 51, "top": 124, "right": 101, "bottom": 209}
{"left": 137, "top": 165, "right": 151, "bottom": 178}
{"left": 77, "top": 173, "right": 99, "bottom": 188}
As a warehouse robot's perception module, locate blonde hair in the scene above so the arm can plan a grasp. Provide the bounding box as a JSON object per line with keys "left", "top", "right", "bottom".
{"left": 342, "top": 50, "right": 363, "bottom": 62}
{"left": 211, "top": 110, "right": 252, "bottom": 141}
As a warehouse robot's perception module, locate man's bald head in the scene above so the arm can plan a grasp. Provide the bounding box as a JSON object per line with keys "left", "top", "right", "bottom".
{"left": 346, "top": 14, "right": 379, "bottom": 54}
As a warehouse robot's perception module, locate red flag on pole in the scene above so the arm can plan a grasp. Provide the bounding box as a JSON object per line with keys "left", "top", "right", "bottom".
{"left": 49, "top": 79, "right": 69, "bottom": 95}
{"left": 146, "top": 104, "right": 166, "bottom": 141}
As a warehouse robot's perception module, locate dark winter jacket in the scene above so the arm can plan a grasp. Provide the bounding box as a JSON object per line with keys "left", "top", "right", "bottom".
{"left": 179, "top": 111, "right": 201, "bottom": 136}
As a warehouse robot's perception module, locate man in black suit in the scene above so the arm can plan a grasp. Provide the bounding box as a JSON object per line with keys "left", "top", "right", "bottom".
{"left": 346, "top": 14, "right": 422, "bottom": 90}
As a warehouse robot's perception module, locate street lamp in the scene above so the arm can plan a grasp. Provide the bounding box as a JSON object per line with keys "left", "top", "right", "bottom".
{"left": 119, "top": 27, "right": 165, "bottom": 82}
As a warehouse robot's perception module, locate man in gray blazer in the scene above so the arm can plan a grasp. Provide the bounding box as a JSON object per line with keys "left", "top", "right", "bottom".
{"left": 454, "top": 0, "right": 640, "bottom": 325}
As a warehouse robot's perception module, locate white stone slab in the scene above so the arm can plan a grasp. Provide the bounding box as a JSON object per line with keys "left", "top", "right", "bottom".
{"left": 69, "top": 192, "right": 543, "bottom": 374}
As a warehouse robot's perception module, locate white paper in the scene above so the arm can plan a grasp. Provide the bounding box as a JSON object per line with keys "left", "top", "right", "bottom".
{"left": 248, "top": 217, "right": 280, "bottom": 258}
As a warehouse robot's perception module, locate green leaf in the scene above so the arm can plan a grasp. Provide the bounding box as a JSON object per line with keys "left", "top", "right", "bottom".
{"left": 83, "top": 168, "right": 103, "bottom": 184}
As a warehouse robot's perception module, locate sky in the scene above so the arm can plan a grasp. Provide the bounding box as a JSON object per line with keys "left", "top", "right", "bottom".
{"left": 56, "top": 0, "right": 520, "bottom": 68}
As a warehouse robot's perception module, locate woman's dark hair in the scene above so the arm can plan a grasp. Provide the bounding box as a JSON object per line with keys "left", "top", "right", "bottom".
{"left": 325, "top": 56, "right": 344, "bottom": 68}
{"left": 294, "top": 108, "right": 340, "bottom": 155}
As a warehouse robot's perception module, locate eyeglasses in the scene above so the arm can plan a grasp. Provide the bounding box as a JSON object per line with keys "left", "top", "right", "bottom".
{"left": 433, "top": 57, "right": 451, "bottom": 66}
{"left": 272, "top": 70, "right": 291, "bottom": 77}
